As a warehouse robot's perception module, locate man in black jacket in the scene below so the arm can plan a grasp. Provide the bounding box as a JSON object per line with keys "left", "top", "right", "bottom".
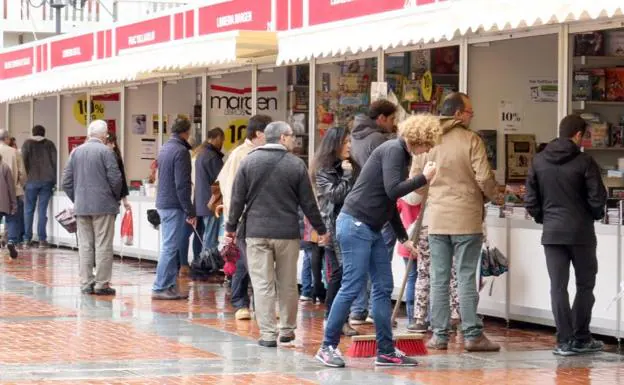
{"left": 525, "top": 114, "right": 607, "bottom": 356}
{"left": 225, "top": 121, "right": 328, "bottom": 348}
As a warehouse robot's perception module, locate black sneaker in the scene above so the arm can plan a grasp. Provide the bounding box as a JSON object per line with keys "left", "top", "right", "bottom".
{"left": 315, "top": 345, "right": 345, "bottom": 368}
{"left": 7, "top": 243, "right": 17, "bottom": 259}
{"left": 81, "top": 284, "right": 95, "bottom": 294}
{"left": 375, "top": 349, "right": 418, "bottom": 367}
{"left": 572, "top": 339, "right": 604, "bottom": 354}
{"left": 349, "top": 313, "right": 367, "bottom": 325}
{"left": 553, "top": 341, "right": 578, "bottom": 356}
{"left": 279, "top": 333, "right": 295, "bottom": 345}
{"left": 94, "top": 287, "right": 116, "bottom": 296}
{"left": 258, "top": 339, "right": 277, "bottom": 348}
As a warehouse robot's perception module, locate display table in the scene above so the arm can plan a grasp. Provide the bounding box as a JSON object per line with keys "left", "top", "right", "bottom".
{"left": 49, "top": 192, "right": 160, "bottom": 261}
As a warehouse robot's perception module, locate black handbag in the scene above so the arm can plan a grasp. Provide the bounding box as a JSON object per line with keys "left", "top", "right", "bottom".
{"left": 146, "top": 209, "right": 160, "bottom": 229}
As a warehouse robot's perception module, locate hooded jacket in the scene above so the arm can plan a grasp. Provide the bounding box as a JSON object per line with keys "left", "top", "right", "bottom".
{"left": 410, "top": 118, "right": 496, "bottom": 235}
{"left": 350, "top": 114, "right": 393, "bottom": 168}
{"left": 525, "top": 138, "right": 607, "bottom": 246}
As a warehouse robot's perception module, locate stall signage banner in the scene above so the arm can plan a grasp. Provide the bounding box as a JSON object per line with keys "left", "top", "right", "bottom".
{"left": 116, "top": 16, "right": 171, "bottom": 53}
{"left": 0, "top": 47, "right": 34, "bottom": 80}
{"left": 209, "top": 83, "right": 280, "bottom": 152}
{"left": 51, "top": 33, "right": 94, "bottom": 68}
{"left": 199, "top": 0, "right": 271, "bottom": 35}
{"left": 309, "top": 0, "right": 438, "bottom": 26}
{"left": 499, "top": 100, "right": 523, "bottom": 133}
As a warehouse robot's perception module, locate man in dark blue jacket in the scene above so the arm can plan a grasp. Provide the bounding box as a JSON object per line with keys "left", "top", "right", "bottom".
{"left": 195, "top": 127, "right": 225, "bottom": 253}
{"left": 153, "top": 118, "right": 196, "bottom": 300}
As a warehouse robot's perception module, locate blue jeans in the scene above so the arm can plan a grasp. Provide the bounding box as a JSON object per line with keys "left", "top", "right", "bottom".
{"left": 323, "top": 213, "right": 394, "bottom": 354}
{"left": 301, "top": 247, "right": 313, "bottom": 297}
{"left": 153, "top": 209, "right": 187, "bottom": 292}
{"left": 429, "top": 234, "right": 483, "bottom": 341}
{"left": 231, "top": 236, "right": 250, "bottom": 309}
{"left": 402, "top": 257, "right": 418, "bottom": 321}
{"left": 6, "top": 197, "right": 24, "bottom": 244}
{"left": 202, "top": 215, "right": 220, "bottom": 251}
{"left": 350, "top": 222, "right": 396, "bottom": 318}
{"left": 24, "top": 181, "right": 54, "bottom": 242}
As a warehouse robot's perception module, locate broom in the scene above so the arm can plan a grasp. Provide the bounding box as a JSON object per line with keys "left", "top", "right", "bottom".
{"left": 346, "top": 191, "right": 429, "bottom": 358}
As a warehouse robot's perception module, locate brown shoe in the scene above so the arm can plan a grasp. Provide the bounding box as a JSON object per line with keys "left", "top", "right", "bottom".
{"left": 465, "top": 334, "right": 500, "bottom": 352}
{"left": 426, "top": 335, "right": 448, "bottom": 350}
{"left": 179, "top": 265, "right": 191, "bottom": 277}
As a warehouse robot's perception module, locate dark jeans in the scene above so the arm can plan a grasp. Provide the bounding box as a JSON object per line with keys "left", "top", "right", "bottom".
{"left": 544, "top": 244, "right": 597, "bottom": 343}
{"left": 324, "top": 246, "right": 342, "bottom": 319}
{"left": 323, "top": 213, "right": 394, "bottom": 355}
{"left": 231, "top": 237, "right": 250, "bottom": 309}
{"left": 24, "top": 181, "right": 54, "bottom": 242}
{"left": 6, "top": 196, "right": 24, "bottom": 244}
{"left": 302, "top": 242, "right": 325, "bottom": 299}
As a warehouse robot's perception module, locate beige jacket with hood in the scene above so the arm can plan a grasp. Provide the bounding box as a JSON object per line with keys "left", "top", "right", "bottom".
{"left": 411, "top": 118, "right": 497, "bottom": 235}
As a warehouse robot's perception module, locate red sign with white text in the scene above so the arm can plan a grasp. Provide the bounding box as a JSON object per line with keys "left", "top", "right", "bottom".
{"left": 116, "top": 16, "right": 171, "bottom": 53}
{"left": 309, "top": 0, "right": 437, "bottom": 26}
{"left": 50, "top": 33, "right": 94, "bottom": 68}
{"left": 198, "top": 0, "right": 271, "bottom": 35}
{"left": 0, "top": 47, "right": 34, "bottom": 79}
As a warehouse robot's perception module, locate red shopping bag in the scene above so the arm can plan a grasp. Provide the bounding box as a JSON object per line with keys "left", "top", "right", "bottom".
{"left": 121, "top": 210, "right": 134, "bottom": 246}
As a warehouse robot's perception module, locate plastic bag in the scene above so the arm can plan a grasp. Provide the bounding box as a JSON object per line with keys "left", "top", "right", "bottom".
{"left": 121, "top": 210, "right": 134, "bottom": 246}
{"left": 55, "top": 207, "right": 77, "bottom": 234}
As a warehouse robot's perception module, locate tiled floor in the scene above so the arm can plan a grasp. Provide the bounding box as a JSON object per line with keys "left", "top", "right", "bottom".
{"left": 0, "top": 246, "right": 622, "bottom": 385}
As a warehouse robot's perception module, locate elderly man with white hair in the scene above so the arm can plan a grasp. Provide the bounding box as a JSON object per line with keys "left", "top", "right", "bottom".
{"left": 62, "top": 120, "right": 123, "bottom": 296}
{"left": 225, "top": 121, "right": 328, "bottom": 348}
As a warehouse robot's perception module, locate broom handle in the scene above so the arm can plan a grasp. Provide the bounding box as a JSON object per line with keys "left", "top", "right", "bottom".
{"left": 391, "top": 192, "right": 428, "bottom": 325}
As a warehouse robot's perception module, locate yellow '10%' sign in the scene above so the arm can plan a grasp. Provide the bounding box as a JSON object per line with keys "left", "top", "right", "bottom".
{"left": 223, "top": 118, "right": 249, "bottom": 152}
{"left": 73, "top": 99, "right": 105, "bottom": 126}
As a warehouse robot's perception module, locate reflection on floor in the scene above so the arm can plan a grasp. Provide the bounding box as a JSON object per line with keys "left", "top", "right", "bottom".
{"left": 0, "top": 247, "right": 622, "bottom": 385}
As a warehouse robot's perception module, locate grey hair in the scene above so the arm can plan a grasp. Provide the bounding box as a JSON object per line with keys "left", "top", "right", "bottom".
{"left": 264, "top": 121, "right": 291, "bottom": 144}
{"left": 0, "top": 129, "right": 9, "bottom": 141}
{"left": 88, "top": 120, "right": 108, "bottom": 138}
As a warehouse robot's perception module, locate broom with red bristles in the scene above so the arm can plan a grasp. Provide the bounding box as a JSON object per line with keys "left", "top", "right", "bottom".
{"left": 346, "top": 191, "right": 429, "bottom": 358}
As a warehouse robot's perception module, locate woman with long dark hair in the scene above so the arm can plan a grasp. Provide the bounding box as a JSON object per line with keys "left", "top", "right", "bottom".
{"left": 105, "top": 133, "right": 131, "bottom": 211}
{"left": 311, "top": 126, "right": 359, "bottom": 337}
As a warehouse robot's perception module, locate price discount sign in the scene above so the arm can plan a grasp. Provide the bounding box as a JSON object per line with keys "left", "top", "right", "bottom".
{"left": 498, "top": 100, "right": 522, "bottom": 133}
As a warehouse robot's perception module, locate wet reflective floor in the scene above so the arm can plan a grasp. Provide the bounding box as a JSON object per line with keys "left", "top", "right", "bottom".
{"left": 0, "top": 248, "right": 622, "bottom": 384}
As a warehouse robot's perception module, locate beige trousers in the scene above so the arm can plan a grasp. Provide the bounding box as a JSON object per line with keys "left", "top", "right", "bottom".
{"left": 77, "top": 214, "right": 116, "bottom": 291}
{"left": 246, "top": 237, "right": 300, "bottom": 341}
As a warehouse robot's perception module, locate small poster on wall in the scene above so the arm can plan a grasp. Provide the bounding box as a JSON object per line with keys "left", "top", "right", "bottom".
{"left": 498, "top": 100, "right": 523, "bottom": 133}
{"left": 132, "top": 114, "right": 147, "bottom": 135}
{"left": 140, "top": 138, "right": 157, "bottom": 160}
{"left": 528, "top": 77, "right": 558, "bottom": 103}
{"left": 370, "top": 82, "right": 388, "bottom": 103}
{"left": 505, "top": 134, "right": 536, "bottom": 183}
{"left": 478, "top": 130, "right": 497, "bottom": 170}
{"left": 152, "top": 114, "right": 168, "bottom": 135}
{"left": 68, "top": 136, "right": 86, "bottom": 154}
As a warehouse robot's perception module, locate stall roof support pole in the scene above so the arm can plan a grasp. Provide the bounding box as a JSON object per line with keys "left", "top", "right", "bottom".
{"left": 557, "top": 23, "right": 569, "bottom": 136}
{"left": 201, "top": 74, "right": 208, "bottom": 142}
{"left": 86, "top": 91, "right": 92, "bottom": 127}
{"left": 29, "top": 99, "right": 34, "bottom": 132}
{"left": 251, "top": 65, "right": 259, "bottom": 116}
{"left": 459, "top": 37, "right": 468, "bottom": 93}
{"left": 56, "top": 94, "right": 61, "bottom": 186}
{"left": 377, "top": 49, "right": 385, "bottom": 83}
{"left": 120, "top": 87, "right": 126, "bottom": 161}
{"left": 308, "top": 58, "right": 316, "bottom": 169}
{"left": 158, "top": 80, "right": 164, "bottom": 149}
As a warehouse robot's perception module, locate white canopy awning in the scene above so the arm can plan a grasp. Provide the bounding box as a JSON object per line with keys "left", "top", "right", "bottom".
{"left": 277, "top": 0, "right": 624, "bottom": 64}
{"left": 0, "top": 30, "right": 277, "bottom": 102}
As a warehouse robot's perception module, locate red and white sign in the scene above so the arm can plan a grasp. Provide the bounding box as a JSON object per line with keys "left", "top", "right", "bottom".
{"left": 116, "top": 16, "right": 171, "bottom": 53}
{"left": 96, "top": 30, "right": 113, "bottom": 60}
{"left": 309, "top": 0, "right": 437, "bottom": 26}
{"left": 199, "top": 0, "right": 271, "bottom": 35}
{"left": 36, "top": 44, "right": 48, "bottom": 72}
{"left": 51, "top": 33, "right": 94, "bottom": 68}
{"left": 0, "top": 47, "right": 34, "bottom": 80}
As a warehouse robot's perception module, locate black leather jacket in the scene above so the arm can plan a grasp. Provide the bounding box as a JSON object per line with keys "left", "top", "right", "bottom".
{"left": 315, "top": 161, "right": 358, "bottom": 249}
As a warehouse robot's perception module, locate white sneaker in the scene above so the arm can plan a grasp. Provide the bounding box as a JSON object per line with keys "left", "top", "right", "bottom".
{"left": 299, "top": 295, "right": 313, "bottom": 302}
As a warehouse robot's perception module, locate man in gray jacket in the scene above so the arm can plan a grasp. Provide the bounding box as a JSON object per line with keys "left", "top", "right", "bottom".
{"left": 62, "top": 120, "right": 123, "bottom": 296}
{"left": 225, "top": 121, "right": 328, "bottom": 347}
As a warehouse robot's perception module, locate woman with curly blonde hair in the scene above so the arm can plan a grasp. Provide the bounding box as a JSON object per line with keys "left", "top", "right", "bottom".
{"left": 316, "top": 113, "right": 441, "bottom": 369}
